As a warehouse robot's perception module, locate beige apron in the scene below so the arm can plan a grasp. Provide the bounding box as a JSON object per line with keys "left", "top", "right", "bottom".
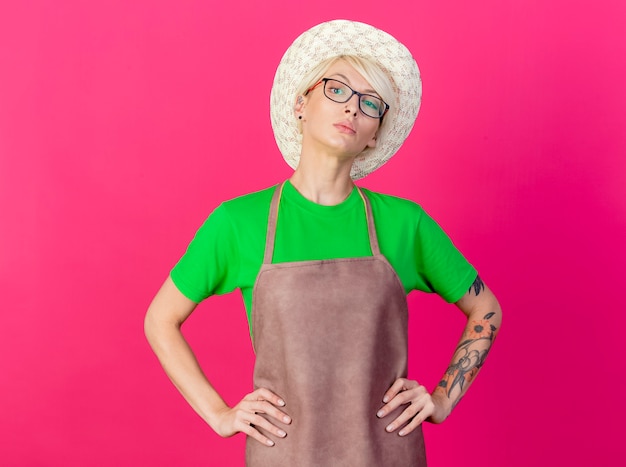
{"left": 246, "top": 182, "right": 426, "bottom": 466}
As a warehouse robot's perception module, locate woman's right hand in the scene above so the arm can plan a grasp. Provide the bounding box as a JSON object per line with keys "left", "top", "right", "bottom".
{"left": 211, "top": 388, "right": 292, "bottom": 447}
{"left": 145, "top": 279, "right": 290, "bottom": 447}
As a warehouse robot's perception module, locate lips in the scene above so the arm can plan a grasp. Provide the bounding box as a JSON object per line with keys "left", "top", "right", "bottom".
{"left": 333, "top": 121, "right": 356, "bottom": 134}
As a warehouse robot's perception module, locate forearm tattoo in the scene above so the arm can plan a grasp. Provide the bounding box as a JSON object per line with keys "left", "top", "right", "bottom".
{"left": 438, "top": 311, "right": 498, "bottom": 399}
{"left": 469, "top": 275, "right": 485, "bottom": 296}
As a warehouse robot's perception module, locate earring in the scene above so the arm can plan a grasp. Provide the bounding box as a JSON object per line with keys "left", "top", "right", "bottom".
{"left": 298, "top": 116, "right": 302, "bottom": 120}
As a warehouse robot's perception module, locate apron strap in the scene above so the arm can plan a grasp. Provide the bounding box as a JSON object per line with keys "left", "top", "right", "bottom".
{"left": 263, "top": 182, "right": 285, "bottom": 264}
{"left": 263, "top": 182, "right": 381, "bottom": 264}
{"left": 356, "top": 187, "right": 381, "bottom": 256}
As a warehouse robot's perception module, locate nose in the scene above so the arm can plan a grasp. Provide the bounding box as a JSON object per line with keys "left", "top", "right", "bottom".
{"left": 344, "top": 94, "right": 359, "bottom": 116}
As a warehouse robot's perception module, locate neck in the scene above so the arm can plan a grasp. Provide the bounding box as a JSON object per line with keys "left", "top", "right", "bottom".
{"left": 289, "top": 161, "right": 355, "bottom": 206}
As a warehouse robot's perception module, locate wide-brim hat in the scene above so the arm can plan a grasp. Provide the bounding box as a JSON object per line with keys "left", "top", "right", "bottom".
{"left": 270, "top": 19, "right": 422, "bottom": 179}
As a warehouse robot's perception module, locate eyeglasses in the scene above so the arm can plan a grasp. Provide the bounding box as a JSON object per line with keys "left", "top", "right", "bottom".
{"left": 306, "top": 78, "right": 390, "bottom": 119}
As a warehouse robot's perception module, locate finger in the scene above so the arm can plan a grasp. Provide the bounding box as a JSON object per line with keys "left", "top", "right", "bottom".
{"left": 242, "top": 399, "right": 292, "bottom": 425}
{"left": 377, "top": 384, "right": 424, "bottom": 418}
{"left": 397, "top": 399, "right": 435, "bottom": 436}
{"left": 384, "top": 395, "right": 434, "bottom": 434}
{"left": 246, "top": 412, "right": 289, "bottom": 440}
{"left": 232, "top": 407, "right": 287, "bottom": 446}
{"left": 250, "top": 387, "right": 287, "bottom": 408}
{"left": 239, "top": 421, "right": 277, "bottom": 447}
{"left": 382, "top": 378, "right": 410, "bottom": 404}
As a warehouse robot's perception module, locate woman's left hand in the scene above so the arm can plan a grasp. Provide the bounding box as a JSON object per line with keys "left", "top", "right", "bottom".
{"left": 376, "top": 378, "right": 446, "bottom": 436}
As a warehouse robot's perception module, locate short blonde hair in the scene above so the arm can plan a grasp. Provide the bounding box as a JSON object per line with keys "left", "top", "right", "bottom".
{"left": 295, "top": 55, "right": 396, "bottom": 156}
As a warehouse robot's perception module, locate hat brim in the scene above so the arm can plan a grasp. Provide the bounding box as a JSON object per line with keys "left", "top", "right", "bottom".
{"left": 270, "top": 19, "right": 421, "bottom": 179}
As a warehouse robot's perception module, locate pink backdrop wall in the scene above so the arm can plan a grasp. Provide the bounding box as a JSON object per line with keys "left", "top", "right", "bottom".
{"left": 1, "top": 1, "right": 624, "bottom": 465}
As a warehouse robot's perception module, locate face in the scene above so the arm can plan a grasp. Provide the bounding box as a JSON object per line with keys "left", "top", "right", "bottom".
{"left": 296, "top": 59, "right": 380, "bottom": 159}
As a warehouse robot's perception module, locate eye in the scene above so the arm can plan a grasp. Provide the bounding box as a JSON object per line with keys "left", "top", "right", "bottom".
{"left": 328, "top": 86, "right": 345, "bottom": 95}
{"left": 362, "top": 97, "right": 380, "bottom": 111}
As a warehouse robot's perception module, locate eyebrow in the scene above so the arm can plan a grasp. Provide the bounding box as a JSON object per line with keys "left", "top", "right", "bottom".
{"left": 328, "top": 73, "right": 378, "bottom": 95}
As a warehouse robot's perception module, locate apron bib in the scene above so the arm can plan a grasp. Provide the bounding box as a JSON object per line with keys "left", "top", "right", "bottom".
{"left": 246, "top": 182, "right": 426, "bottom": 466}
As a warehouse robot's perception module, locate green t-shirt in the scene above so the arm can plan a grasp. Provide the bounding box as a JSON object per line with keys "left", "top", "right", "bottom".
{"left": 171, "top": 181, "right": 477, "bottom": 328}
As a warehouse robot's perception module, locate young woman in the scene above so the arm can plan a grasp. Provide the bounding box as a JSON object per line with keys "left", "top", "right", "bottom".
{"left": 145, "top": 20, "right": 502, "bottom": 466}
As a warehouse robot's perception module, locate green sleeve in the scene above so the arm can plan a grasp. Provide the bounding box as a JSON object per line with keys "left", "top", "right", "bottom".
{"left": 170, "top": 204, "right": 241, "bottom": 303}
{"left": 413, "top": 211, "right": 477, "bottom": 303}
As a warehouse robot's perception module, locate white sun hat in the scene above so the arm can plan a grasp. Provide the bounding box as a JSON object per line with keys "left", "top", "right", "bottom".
{"left": 270, "top": 19, "right": 422, "bottom": 179}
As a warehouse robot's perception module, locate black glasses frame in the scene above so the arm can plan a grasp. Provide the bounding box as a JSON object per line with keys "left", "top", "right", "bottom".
{"left": 306, "top": 78, "right": 390, "bottom": 119}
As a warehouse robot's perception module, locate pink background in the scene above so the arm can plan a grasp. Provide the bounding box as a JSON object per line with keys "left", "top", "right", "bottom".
{"left": 1, "top": 1, "right": 624, "bottom": 465}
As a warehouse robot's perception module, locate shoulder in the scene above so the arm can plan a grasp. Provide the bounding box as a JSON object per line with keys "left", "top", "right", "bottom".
{"left": 216, "top": 184, "right": 278, "bottom": 222}
{"left": 190, "top": 184, "right": 277, "bottom": 239}
{"left": 359, "top": 188, "right": 451, "bottom": 242}
{"left": 204, "top": 185, "right": 279, "bottom": 252}
{"left": 221, "top": 184, "right": 277, "bottom": 210}
{"left": 359, "top": 188, "right": 428, "bottom": 225}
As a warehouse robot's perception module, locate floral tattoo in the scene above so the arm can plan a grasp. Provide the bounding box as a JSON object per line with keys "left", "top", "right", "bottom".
{"left": 437, "top": 311, "right": 498, "bottom": 398}
{"left": 469, "top": 275, "right": 485, "bottom": 296}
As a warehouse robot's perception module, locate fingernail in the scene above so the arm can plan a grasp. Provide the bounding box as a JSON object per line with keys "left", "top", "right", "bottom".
{"left": 277, "top": 429, "right": 286, "bottom": 437}
{"left": 376, "top": 410, "right": 384, "bottom": 418}
{"left": 278, "top": 399, "right": 286, "bottom": 406}
{"left": 266, "top": 439, "right": 275, "bottom": 446}
{"left": 383, "top": 396, "right": 389, "bottom": 403}
{"left": 399, "top": 430, "right": 406, "bottom": 436}
{"left": 283, "top": 415, "right": 291, "bottom": 423}
{"left": 386, "top": 424, "right": 395, "bottom": 432}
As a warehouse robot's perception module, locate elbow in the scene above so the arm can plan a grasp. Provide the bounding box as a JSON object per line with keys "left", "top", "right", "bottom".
{"left": 144, "top": 304, "right": 170, "bottom": 349}
{"left": 143, "top": 277, "right": 195, "bottom": 350}
{"left": 144, "top": 308, "right": 158, "bottom": 347}
{"left": 487, "top": 295, "right": 503, "bottom": 336}
{"left": 143, "top": 303, "right": 185, "bottom": 355}
{"left": 463, "top": 289, "right": 502, "bottom": 332}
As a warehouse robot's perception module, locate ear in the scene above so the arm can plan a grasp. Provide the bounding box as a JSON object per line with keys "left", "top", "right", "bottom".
{"left": 294, "top": 95, "right": 306, "bottom": 118}
{"left": 365, "top": 132, "right": 377, "bottom": 149}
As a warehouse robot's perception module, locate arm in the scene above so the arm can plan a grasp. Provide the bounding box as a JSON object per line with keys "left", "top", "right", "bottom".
{"left": 144, "top": 276, "right": 291, "bottom": 446}
{"left": 429, "top": 275, "right": 502, "bottom": 422}
{"left": 377, "top": 275, "right": 502, "bottom": 434}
